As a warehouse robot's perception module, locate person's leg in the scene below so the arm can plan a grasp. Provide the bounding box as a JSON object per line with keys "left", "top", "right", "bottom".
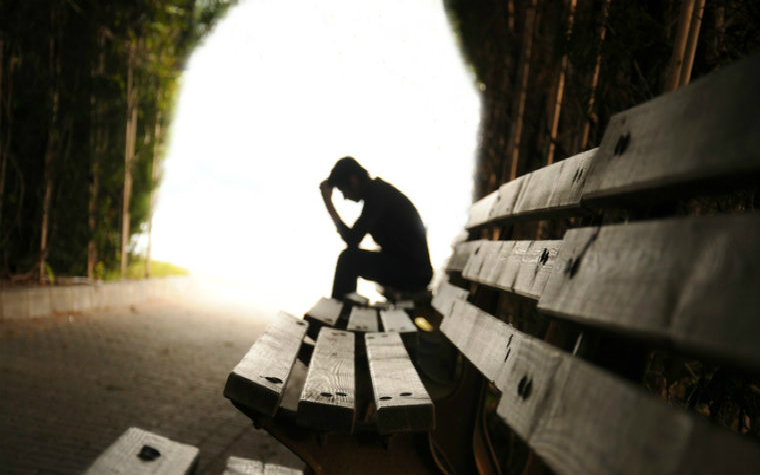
{"left": 331, "top": 248, "right": 430, "bottom": 299}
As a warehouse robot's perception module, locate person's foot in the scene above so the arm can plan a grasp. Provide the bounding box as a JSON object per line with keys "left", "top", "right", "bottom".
{"left": 343, "top": 292, "right": 369, "bottom": 305}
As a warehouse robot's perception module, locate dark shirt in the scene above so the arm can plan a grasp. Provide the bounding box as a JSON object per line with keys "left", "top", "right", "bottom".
{"left": 337, "top": 178, "right": 432, "bottom": 275}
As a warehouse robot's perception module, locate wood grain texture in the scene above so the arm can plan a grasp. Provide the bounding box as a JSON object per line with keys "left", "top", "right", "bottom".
{"left": 512, "top": 148, "right": 596, "bottom": 217}
{"left": 379, "top": 309, "right": 416, "bottom": 333}
{"left": 461, "top": 240, "right": 500, "bottom": 282}
{"left": 298, "top": 328, "right": 355, "bottom": 433}
{"left": 442, "top": 300, "right": 760, "bottom": 474}
{"left": 431, "top": 279, "right": 468, "bottom": 316}
{"left": 223, "top": 312, "right": 308, "bottom": 416}
{"left": 538, "top": 214, "right": 760, "bottom": 367}
{"left": 490, "top": 175, "right": 526, "bottom": 220}
{"left": 446, "top": 241, "right": 480, "bottom": 273}
{"left": 512, "top": 240, "right": 563, "bottom": 299}
{"left": 495, "top": 241, "right": 532, "bottom": 292}
{"left": 365, "top": 332, "right": 434, "bottom": 434}
{"left": 530, "top": 356, "right": 760, "bottom": 475}
{"left": 223, "top": 456, "right": 304, "bottom": 475}
{"left": 465, "top": 190, "right": 499, "bottom": 229}
{"left": 304, "top": 297, "right": 343, "bottom": 326}
{"left": 347, "top": 307, "right": 379, "bottom": 332}
{"left": 223, "top": 456, "right": 264, "bottom": 475}
{"left": 84, "top": 427, "right": 198, "bottom": 475}
{"left": 583, "top": 52, "right": 760, "bottom": 202}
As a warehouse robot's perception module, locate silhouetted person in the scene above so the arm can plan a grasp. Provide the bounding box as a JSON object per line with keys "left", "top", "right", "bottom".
{"left": 320, "top": 157, "right": 433, "bottom": 300}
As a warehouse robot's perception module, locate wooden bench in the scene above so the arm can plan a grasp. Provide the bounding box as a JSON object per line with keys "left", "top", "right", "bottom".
{"left": 225, "top": 52, "right": 760, "bottom": 474}
{"left": 84, "top": 427, "right": 304, "bottom": 475}
{"left": 83, "top": 427, "right": 199, "bottom": 475}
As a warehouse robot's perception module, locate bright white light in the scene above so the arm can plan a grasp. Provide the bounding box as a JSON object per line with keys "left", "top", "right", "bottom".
{"left": 152, "top": 0, "right": 480, "bottom": 314}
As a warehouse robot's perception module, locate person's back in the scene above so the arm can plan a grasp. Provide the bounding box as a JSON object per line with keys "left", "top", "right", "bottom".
{"left": 319, "top": 157, "right": 432, "bottom": 299}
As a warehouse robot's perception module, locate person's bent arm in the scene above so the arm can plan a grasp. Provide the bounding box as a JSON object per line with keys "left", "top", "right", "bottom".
{"left": 320, "top": 180, "right": 363, "bottom": 247}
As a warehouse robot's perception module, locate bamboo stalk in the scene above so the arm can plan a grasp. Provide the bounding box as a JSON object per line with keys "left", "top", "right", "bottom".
{"left": 503, "top": 0, "right": 538, "bottom": 183}
{"left": 678, "top": 0, "right": 705, "bottom": 87}
{"left": 579, "top": 0, "right": 611, "bottom": 151}
{"left": 546, "top": 0, "right": 577, "bottom": 165}
{"left": 664, "top": 0, "right": 696, "bottom": 92}
{"left": 121, "top": 40, "right": 137, "bottom": 279}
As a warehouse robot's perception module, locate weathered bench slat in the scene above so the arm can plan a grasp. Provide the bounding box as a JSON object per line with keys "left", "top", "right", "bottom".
{"left": 365, "top": 332, "right": 434, "bottom": 434}
{"left": 431, "top": 279, "right": 469, "bottom": 316}
{"left": 441, "top": 299, "right": 562, "bottom": 441}
{"left": 511, "top": 148, "right": 596, "bottom": 218}
{"left": 347, "top": 307, "right": 379, "bottom": 332}
{"left": 583, "top": 52, "right": 760, "bottom": 203}
{"left": 224, "top": 312, "right": 308, "bottom": 416}
{"left": 379, "top": 309, "right": 416, "bottom": 333}
{"left": 446, "top": 241, "right": 479, "bottom": 273}
{"left": 539, "top": 214, "right": 760, "bottom": 367}
{"left": 304, "top": 297, "right": 343, "bottom": 327}
{"left": 298, "top": 328, "right": 355, "bottom": 433}
{"left": 511, "top": 240, "right": 563, "bottom": 299}
{"left": 465, "top": 190, "right": 498, "bottom": 229}
{"left": 489, "top": 175, "right": 526, "bottom": 224}
{"left": 442, "top": 299, "right": 760, "bottom": 475}
{"left": 84, "top": 427, "right": 199, "bottom": 475}
{"left": 223, "top": 455, "right": 263, "bottom": 475}
{"left": 223, "top": 456, "right": 304, "bottom": 475}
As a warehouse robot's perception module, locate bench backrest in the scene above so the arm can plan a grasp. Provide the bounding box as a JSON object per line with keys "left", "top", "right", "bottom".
{"left": 436, "top": 52, "right": 760, "bottom": 474}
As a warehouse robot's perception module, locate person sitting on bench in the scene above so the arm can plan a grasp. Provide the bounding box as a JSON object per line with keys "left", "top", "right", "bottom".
{"left": 320, "top": 156, "right": 433, "bottom": 300}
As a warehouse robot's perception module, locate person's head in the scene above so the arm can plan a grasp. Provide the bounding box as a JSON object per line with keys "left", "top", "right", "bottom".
{"left": 327, "top": 156, "right": 370, "bottom": 201}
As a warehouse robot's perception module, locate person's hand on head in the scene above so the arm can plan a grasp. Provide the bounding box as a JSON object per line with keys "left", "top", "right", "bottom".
{"left": 320, "top": 180, "right": 333, "bottom": 202}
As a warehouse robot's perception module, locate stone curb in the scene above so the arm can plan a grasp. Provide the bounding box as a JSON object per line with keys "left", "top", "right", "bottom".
{"left": 0, "top": 277, "right": 192, "bottom": 321}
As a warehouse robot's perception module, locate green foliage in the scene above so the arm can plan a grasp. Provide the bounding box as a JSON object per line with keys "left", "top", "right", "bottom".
{"left": 102, "top": 259, "right": 189, "bottom": 281}
{"left": 0, "top": 0, "right": 235, "bottom": 282}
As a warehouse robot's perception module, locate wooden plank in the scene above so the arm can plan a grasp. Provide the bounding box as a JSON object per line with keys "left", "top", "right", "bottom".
{"left": 512, "top": 148, "right": 596, "bottom": 217}
{"left": 298, "top": 328, "right": 355, "bottom": 433}
{"left": 224, "top": 456, "right": 304, "bottom": 475}
{"left": 223, "top": 312, "right": 308, "bottom": 416}
{"left": 465, "top": 190, "right": 499, "bottom": 229}
{"left": 461, "top": 240, "right": 500, "bottom": 282}
{"left": 583, "top": 53, "right": 760, "bottom": 203}
{"left": 442, "top": 300, "right": 760, "bottom": 474}
{"left": 365, "top": 332, "right": 434, "bottom": 433}
{"left": 379, "top": 309, "right": 416, "bottom": 333}
{"left": 446, "top": 241, "right": 479, "bottom": 273}
{"left": 512, "top": 240, "right": 563, "bottom": 299}
{"left": 479, "top": 241, "right": 515, "bottom": 286}
{"left": 347, "top": 307, "right": 379, "bottom": 332}
{"left": 490, "top": 175, "right": 526, "bottom": 221}
{"left": 431, "top": 280, "right": 468, "bottom": 316}
{"left": 538, "top": 214, "right": 760, "bottom": 368}
{"left": 264, "top": 463, "right": 305, "bottom": 475}
{"left": 529, "top": 355, "right": 760, "bottom": 475}
{"left": 304, "top": 297, "right": 343, "bottom": 327}
{"left": 495, "top": 241, "right": 532, "bottom": 292}
{"left": 84, "top": 427, "right": 198, "bottom": 475}
{"left": 223, "top": 456, "right": 263, "bottom": 475}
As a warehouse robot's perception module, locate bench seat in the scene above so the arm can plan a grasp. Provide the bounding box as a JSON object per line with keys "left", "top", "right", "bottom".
{"left": 83, "top": 427, "right": 198, "bottom": 475}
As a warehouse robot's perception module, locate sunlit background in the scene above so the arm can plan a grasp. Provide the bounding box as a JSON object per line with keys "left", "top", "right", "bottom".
{"left": 150, "top": 0, "right": 481, "bottom": 315}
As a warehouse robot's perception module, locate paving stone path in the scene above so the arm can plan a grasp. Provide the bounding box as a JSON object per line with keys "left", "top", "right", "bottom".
{"left": 0, "top": 298, "right": 303, "bottom": 475}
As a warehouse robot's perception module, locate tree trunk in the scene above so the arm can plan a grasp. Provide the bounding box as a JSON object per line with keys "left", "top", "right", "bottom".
{"left": 678, "top": 0, "right": 705, "bottom": 87}
{"left": 40, "top": 26, "right": 61, "bottom": 285}
{"left": 88, "top": 32, "right": 106, "bottom": 280}
{"left": 503, "top": 0, "right": 538, "bottom": 183}
{"left": 0, "top": 38, "right": 6, "bottom": 237}
{"left": 145, "top": 112, "right": 161, "bottom": 278}
{"left": 664, "top": 0, "right": 696, "bottom": 92}
{"left": 579, "top": 0, "right": 611, "bottom": 151}
{"left": 121, "top": 40, "right": 137, "bottom": 279}
{"left": 546, "top": 0, "right": 577, "bottom": 165}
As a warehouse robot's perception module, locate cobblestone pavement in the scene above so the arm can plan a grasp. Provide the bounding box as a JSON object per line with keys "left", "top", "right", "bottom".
{"left": 0, "top": 297, "right": 304, "bottom": 475}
